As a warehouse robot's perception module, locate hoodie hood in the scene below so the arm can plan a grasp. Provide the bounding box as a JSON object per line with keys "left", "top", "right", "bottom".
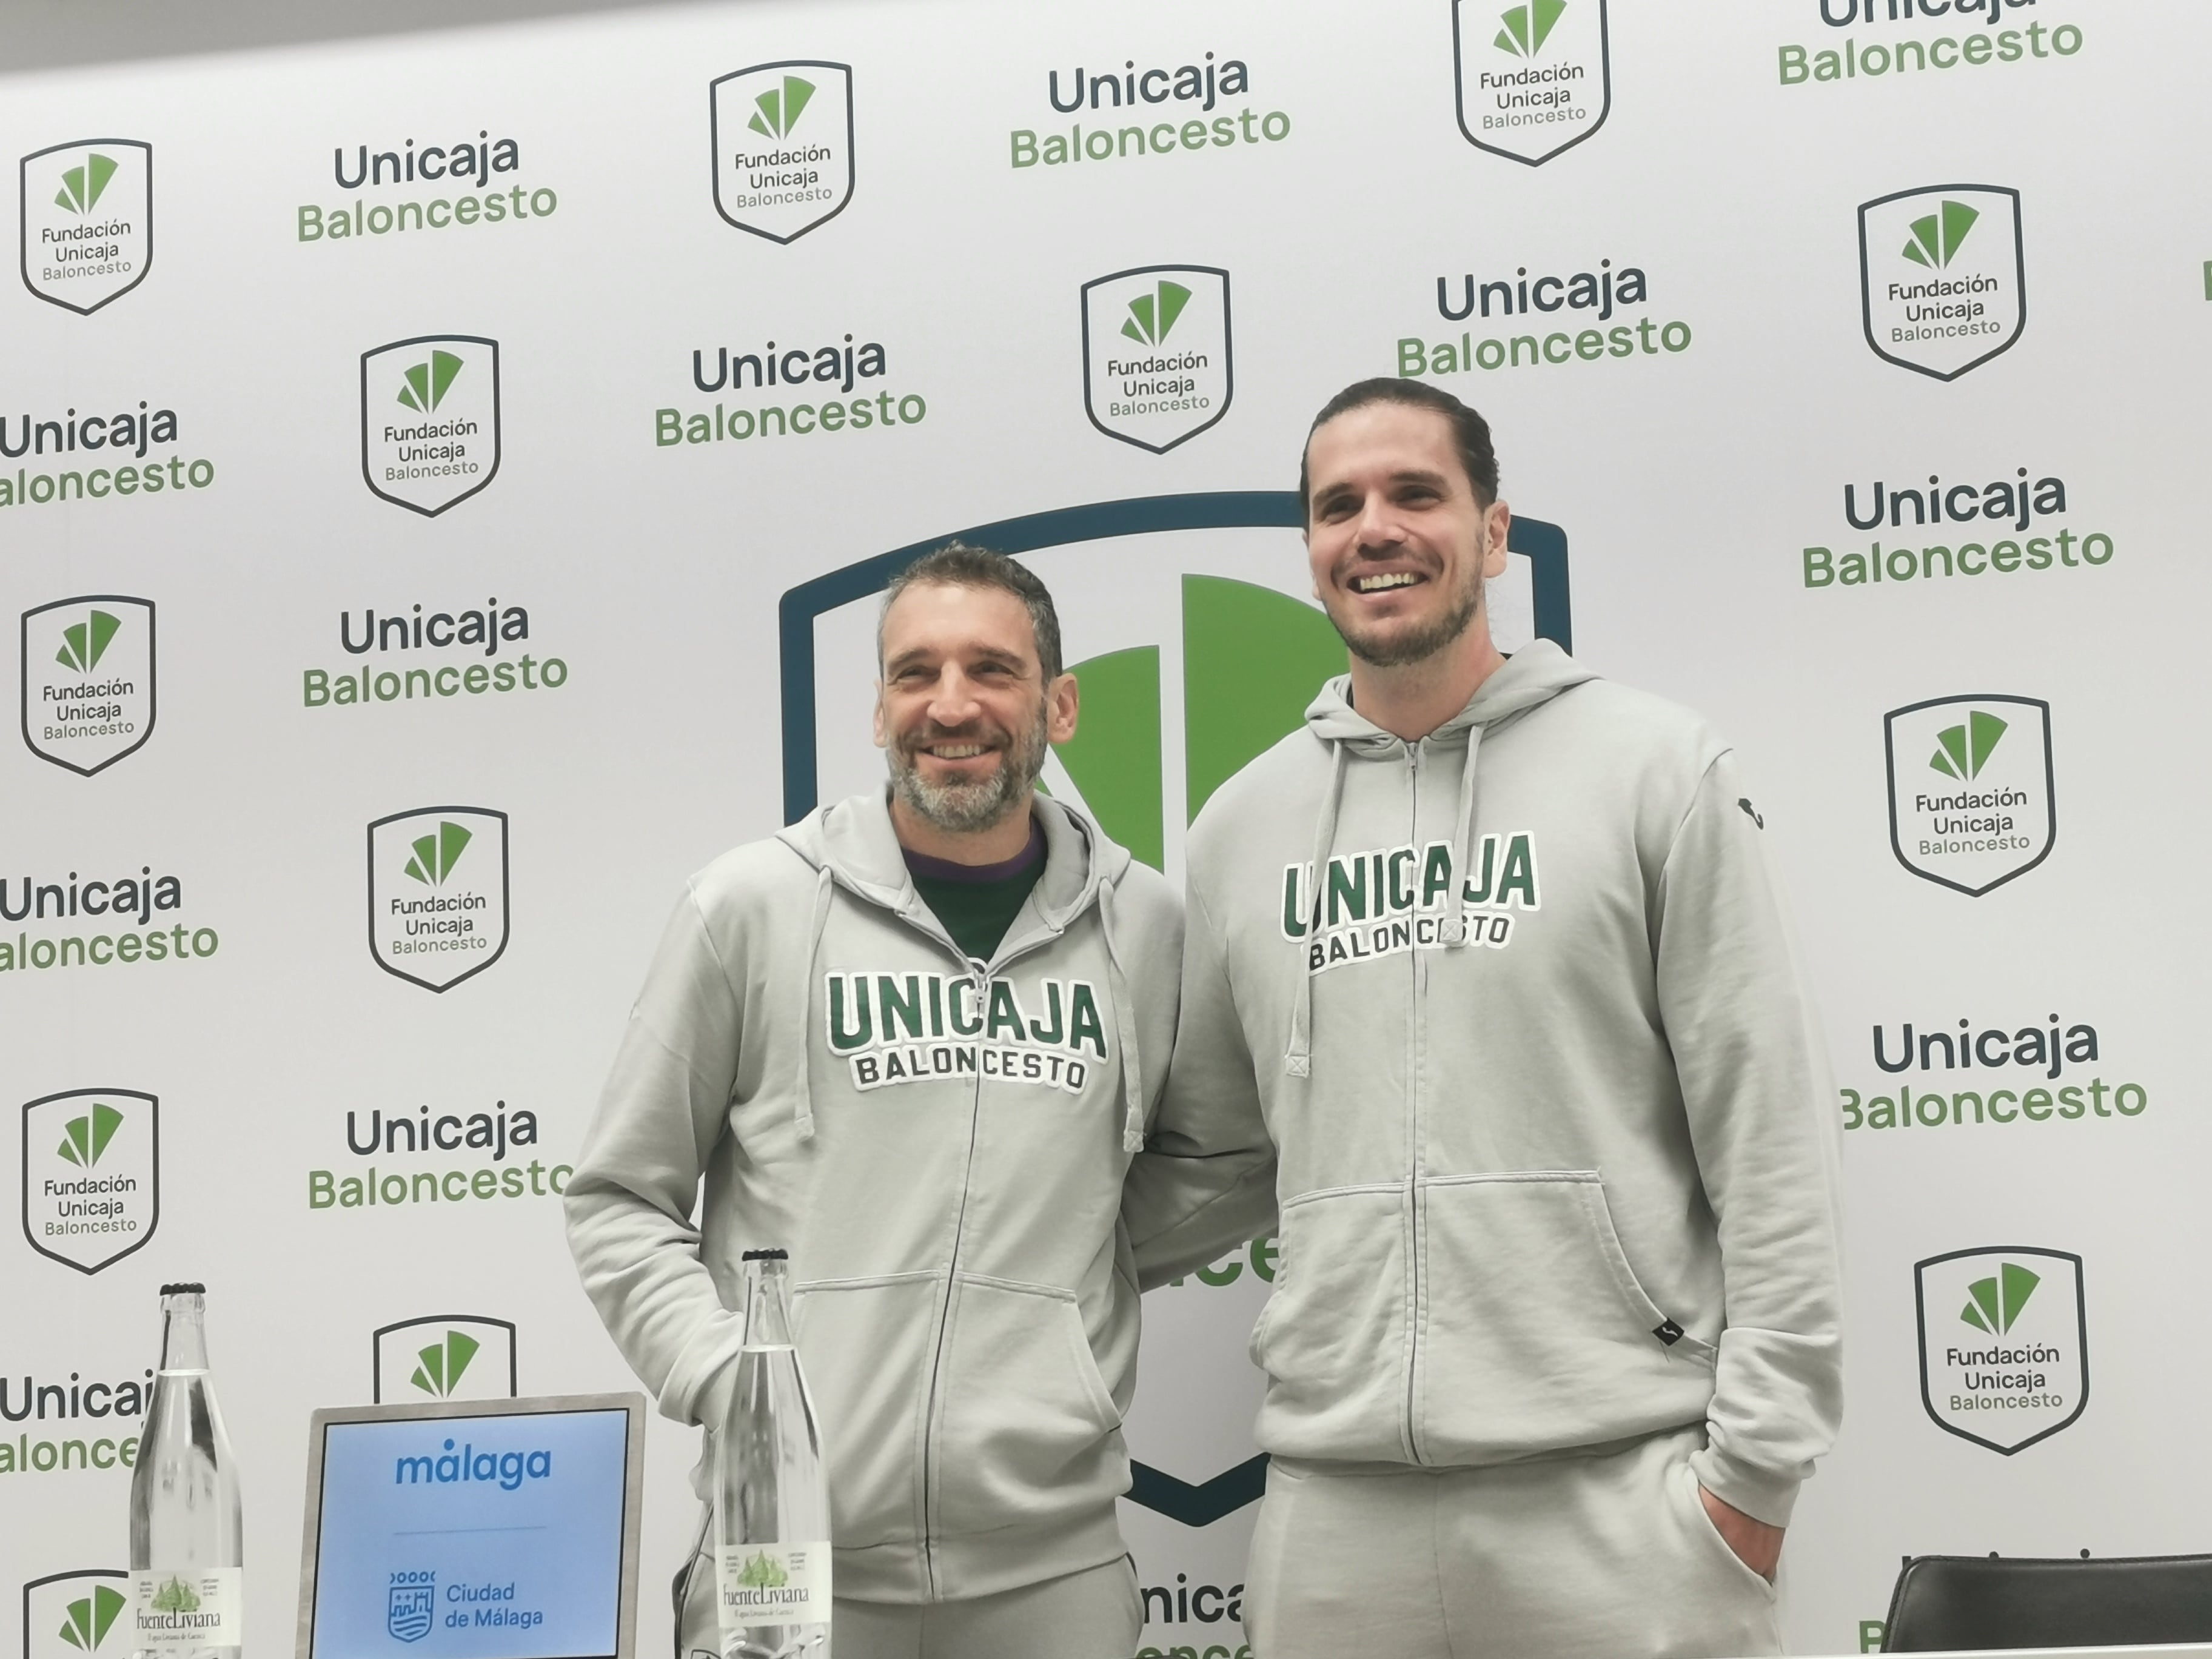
{"left": 773, "top": 791, "right": 1148, "bottom": 1150}
{"left": 1301, "top": 638, "right": 1600, "bottom": 749}
{"left": 1285, "top": 640, "right": 1600, "bottom": 1076}
{"left": 776, "top": 786, "right": 1128, "bottom": 927}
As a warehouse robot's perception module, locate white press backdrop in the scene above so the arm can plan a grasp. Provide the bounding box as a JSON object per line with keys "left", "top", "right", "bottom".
{"left": 4, "top": 0, "right": 2208, "bottom": 1654}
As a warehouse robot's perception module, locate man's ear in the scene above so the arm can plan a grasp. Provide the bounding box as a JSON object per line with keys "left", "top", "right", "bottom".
{"left": 1047, "top": 672, "right": 1080, "bottom": 745}
{"left": 1483, "top": 500, "right": 1512, "bottom": 579}
{"left": 871, "top": 681, "right": 889, "bottom": 750}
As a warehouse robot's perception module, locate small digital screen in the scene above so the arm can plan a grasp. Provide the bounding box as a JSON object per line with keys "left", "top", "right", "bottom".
{"left": 310, "top": 1409, "right": 629, "bottom": 1659}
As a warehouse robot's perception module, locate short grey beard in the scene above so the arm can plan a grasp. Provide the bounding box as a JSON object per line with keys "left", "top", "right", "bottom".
{"left": 1338, "top": 575, "right": 1484, "bottom": 668}
{"left": 887, "top": 701, "right": 1050, "bottom": 835}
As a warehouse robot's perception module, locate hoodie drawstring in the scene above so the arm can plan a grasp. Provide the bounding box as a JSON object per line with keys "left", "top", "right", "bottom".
{"left": 791, "top": 863, "right": 834, "bottom": 1142}
{"left": 1095, "top": 875, "right": 1147, "bottom": 1153}
{"left": 1284, "top": 740, "right": 1350, "bottom": 1079}
{"left": 1442, "top": 723, "right": 1485, "bottom": 947}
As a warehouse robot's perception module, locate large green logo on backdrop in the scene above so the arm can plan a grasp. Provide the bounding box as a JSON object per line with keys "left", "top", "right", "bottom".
{"left": 779, "top": 493, "right": 1570, "bottom": 1524}
{"left": 1053, "top": 576, "right": 1346, "bottom": 869}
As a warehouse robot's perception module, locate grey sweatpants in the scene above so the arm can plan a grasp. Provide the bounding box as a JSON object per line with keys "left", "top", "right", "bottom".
{"left": 679, "top": 1535, "right": 1139, "bottom": 1659}
{"left": 1245, "top": 1428, "right": 1782, "bottom": 1659}
{"left": 834, "top": 1557, "right": 1142, "bottom": 1659}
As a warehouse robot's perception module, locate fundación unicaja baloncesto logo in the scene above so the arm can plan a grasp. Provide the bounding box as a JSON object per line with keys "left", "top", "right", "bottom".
{"left": 1885, "top": 694, "right": 2053, "bottom": 896}
{"left": 372, "top": 1315, "right": 517, "bottom": 1403}
{"left": 1860, "top": 184, "right": 2025, "bottom": 380}
{"left": 360, "top": 336, "right": 500, "bottom": 515}
{"left": 19, "top": 140, "right": 152, "bottom": 313}
{"left": 1916, "top": 1247, "right": 2086, "bottom": 1453}
{"left": 19, "top": 597, "right": 155, "bottom": 776}
{"left": 20, "top": 1088, "right": 158, "bottom": 1274}
{"left": 366, "top": 808, "right": 509, "bottom": 991}
{"left": 22, "top": 1571, "right": 130, "bottom": 1659}
{"left": 1453, "top": 0, "right": 1609, "bottom": 165}
{"left": 711, "top": 62, "right": 854, "bottom": 243}
{"left": 1079, "top": 267, "right": 1233, "bottom": 454}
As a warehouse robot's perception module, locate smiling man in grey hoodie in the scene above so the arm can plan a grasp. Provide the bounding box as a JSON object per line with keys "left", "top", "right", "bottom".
{"left": 566, "top": 546, "right": 1183, "bottom": 1658}
{"left": 1132, "top": 380, "right": 1843, "bottom": 1658}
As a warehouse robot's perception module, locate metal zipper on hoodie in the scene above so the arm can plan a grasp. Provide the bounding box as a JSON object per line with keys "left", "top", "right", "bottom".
{"left": 917, "top": 965, "right": 987, "bottom": 1601}
{"left": 1403, "top": 743, "right": 1428, "bottom": 1464}
{"left": 908, "top": 914, "right": 1067, "bottom": 1600}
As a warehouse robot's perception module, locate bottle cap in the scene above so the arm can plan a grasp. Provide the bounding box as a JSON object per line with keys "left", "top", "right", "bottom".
{"left": 158, "top": 1281, "right": 206, "bottom": 1295}
{"left": 739, "top": 1248, "right": 789, "bottom": 1262}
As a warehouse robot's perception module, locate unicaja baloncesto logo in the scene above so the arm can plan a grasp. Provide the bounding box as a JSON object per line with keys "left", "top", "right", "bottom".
{"left": 21, "top": 597, "right": 156, "bottom": 775}
{"left": 711, "top": 62, "right": 854, "bottom": 243}
{"left": 300, "top": 126, "right": 555, "bottom": 247}
{"left": 23, "top": 1572, "right": 130, "bottom": 1659}
{"left": 1860, "top": 184, "right": 2025, "bottom": 379}
{"left": 1916, "top": 1247, "right": 2086, "bottom": 1453}
{"left": 372, "top": 1315, "right": 517, "bottom": 1403}
{"left": 20, "top": 1089, "right": 158, "bottom": 1273}
{"left": 53, "top": 1581, "right": 125, "bottom": 1651}
{"left": 1885, "top": 694, "right": 2053, "bottom": 896}
{"left": 1778, "top": 4, "right": 2084, "bottom": 91}
{"left": 407, "top": 1329, "right": 483, "bottom": 1397}
{"left": 366, "top": 808, "right": 509, "bottom": 990}
{"left": 1454, "top": 0, "right": 1609, "bottom": 164}
{"left": 360, "top": 337, "right": 500, "bottom": 515}
{"left": 19, "top": 141, "right": 152, "bottom": 313}
{"left": 1081, "top": 267, "right": 1232, "bottom": 453}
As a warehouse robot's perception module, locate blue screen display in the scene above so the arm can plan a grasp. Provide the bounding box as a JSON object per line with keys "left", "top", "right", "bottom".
{"left": 312, "top": 1409, "right": 629, "bottom": 1659}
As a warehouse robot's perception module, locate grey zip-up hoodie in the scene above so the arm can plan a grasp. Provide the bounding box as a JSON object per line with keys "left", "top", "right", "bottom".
{"left": 1131, "top": 642, "right": 1842, "bottom": 1527}
{"left": 565, "top": 790, "right": 1182, "bottom": 1604}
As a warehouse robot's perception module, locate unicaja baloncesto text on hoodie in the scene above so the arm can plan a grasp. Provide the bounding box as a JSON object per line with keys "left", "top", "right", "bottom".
{"left": 1129, "top": 641, "right": 1843, "bottom": 1527}
{"left": 564, "top": 791, "right": 1184, "bottom": 1604}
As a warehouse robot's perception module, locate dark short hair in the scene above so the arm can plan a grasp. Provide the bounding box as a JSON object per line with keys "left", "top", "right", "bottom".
{"left": 879, "top": 542, "right": 1064, "bottom": 680}
{"left": 1298, "top": 378, "right": 1500, "bottom": 519}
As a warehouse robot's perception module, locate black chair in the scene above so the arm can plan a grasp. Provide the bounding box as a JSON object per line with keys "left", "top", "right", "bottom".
{"left": 1883, "top": 1552, "right": 2212, "bottom": 1651}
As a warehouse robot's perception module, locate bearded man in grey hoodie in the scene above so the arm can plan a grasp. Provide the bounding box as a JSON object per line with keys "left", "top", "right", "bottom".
{"left": 1129, "top": 380, "right": 1843, "bottom": 1658}
{"left": 566, "top": 546, "right": 1188, "bottom": 1658}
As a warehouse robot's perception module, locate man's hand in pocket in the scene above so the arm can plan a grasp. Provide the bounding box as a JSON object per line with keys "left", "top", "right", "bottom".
{"left": 1699, "top": 1484, "right": 1783, "bottom": 1583}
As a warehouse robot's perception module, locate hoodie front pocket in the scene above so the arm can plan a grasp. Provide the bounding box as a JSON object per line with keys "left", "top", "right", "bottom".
{"left": 791, "top": 1273, "right": 940, "bottom": 1551}
{"left": 1248, "top": 1184, "right": 1412, "bottom": 1463}
{"left": 1414, "top": 1171, "right": 1714, "bottom": 1461}
{"left": 932, "top": 1274, "right": 1127, "bottom": 1539}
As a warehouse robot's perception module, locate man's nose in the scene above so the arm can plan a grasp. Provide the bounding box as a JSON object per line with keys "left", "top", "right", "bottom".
{"left": 1354, "top": 494, "right": 1404, "bottom": 553}
{"left": 928, "top": 668, "right": 984, "bottom": 724}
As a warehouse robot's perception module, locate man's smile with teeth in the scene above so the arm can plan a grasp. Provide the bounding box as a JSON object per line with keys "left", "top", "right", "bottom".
{"left": 1352, "top": 571, "right": 1425, "bottom": 593}
{"left": 927, "top": 742, "right": 992, "bottom": 759}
